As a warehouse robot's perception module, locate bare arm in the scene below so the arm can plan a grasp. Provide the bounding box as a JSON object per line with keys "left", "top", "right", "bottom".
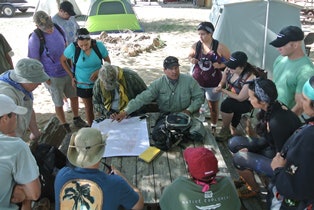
{"left": 112, "top": 166, "right": 144, "bottom": 210}
{"left": 188, "top": 42, "right": 199, "bottom": 64}
{"left": 11, "top": 178, "right": 41, "bottom": 207}
{"left": 291, "top": 93, "right": 304, "bottom": 116}
{"left": 28, "top": 109, "right": 41, "bottom": 141}
{"left": 213, "top": 43, "right": 230, "bottom": 69}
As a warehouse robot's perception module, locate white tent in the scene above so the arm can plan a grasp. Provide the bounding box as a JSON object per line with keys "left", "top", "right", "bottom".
{"left": 34, "top": 0, "right": 83, "bottom": 16}
{"left": 212, "top": 0, "right": 302, "bottom": 75}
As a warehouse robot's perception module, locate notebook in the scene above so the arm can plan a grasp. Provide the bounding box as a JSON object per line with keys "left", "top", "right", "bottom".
{"left": 139, "top": 146, "right": 161, "bottom": 163}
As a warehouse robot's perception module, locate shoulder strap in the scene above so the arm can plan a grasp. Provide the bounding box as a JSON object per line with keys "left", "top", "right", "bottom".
{"left": 53, "top": 23, "right": 66, "bottom": 44}
{"left": 212, "top": 39, "right": 219, "bottom": 54}
{"left": 73, "top": 41, "right": 81, "bottom": 74}
{"left": 31, "top": 28, "right": 45, "bottom": 56}
{"left": 91, "top": 39, "right": 103, "bottom": 63}
{"left": 194, "top": 41, "right": 202, "bottom": 59}
{"left": 30, "top": 23, "right": 66, "bottom": 56}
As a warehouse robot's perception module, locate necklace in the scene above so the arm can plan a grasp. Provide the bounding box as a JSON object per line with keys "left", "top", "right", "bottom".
{"left": 166, "top": 80, "right": 178, "bottom": 95}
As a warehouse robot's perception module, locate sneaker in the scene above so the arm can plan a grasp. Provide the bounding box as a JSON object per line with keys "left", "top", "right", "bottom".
{"left": 62, "top": 123, "right": 71, "bottom": 133}
{"left": 73, "top": 117, "right": 89, "bottom": 128}
{"left": 215, "top": 126, "right": 232, "bottom": 142}
{"left": 63, "top": 101, "right": 71, "bottom": 113}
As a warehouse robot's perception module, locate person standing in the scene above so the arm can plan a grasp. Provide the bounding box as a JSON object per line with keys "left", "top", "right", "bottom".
{"left": 29, "top": 11, "right": 88, "bottom": 133}
{"left": 189, "top": 21, "right": 230, "bottom": 133}
{"left": 0, "top": 58, "right": 49, "bottom": 140}
{"left": 54, "top": 127, "right": 144, "bottom": 210}
{"left": 0, "top": 94, "right": 41, "bottom": 210}
{"left": 160, "top": 147, "right": 241, "bottom": 210}
{"left": 52, "top": 1, "right": 80, "bottom": 113}
{"left": 0, "top": 33, "right": 14, "bottom": 73}
{"left": 270, "top": 25, "right": 314, "bottom": 116}
{"left": 60, "top": 28, "right": 111, "bottom": 126}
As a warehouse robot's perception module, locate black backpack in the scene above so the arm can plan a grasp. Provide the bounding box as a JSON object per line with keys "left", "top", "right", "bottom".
{"left": 29, "top": 23, "right": 66, "bottom": 56}
{"left": 72, "top": 39, "right": 103, "bottom": 74}
{"left": 152, "top": 113, "right": 192, "bottom": 151}
{"left": 32, "top": 143, "right": 67, "bottom": 202}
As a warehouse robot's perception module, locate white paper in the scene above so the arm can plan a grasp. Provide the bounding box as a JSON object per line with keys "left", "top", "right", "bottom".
{"left": 91, "top": 117, "right": 150, "bottom": 157}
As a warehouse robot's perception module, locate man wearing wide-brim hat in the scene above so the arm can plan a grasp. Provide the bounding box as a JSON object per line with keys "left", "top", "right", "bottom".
{"left": 0, "top": 58, "right": 49, "bottom": 141}
{"left": 54, "top": 127, "right": 144, "bottom": 210}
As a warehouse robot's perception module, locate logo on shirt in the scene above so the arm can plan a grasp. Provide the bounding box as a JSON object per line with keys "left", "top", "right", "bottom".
{"left": 196, "top": 203, "right": 222, "bottom": 209}
{"left": 60, "top": 179, "right": 103, "bottom": 209}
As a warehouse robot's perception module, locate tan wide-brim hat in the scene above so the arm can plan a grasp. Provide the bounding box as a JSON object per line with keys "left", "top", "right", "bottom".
{"left": 67, "top": 128, "right": 107, "bottom": 168}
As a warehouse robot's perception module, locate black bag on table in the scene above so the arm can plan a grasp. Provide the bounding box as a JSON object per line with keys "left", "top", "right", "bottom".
{"left": 32, "top": 143, "right": 67, "bottom": 202}
{"left": 152, "top": 112, "right": 191, "bottom": 151}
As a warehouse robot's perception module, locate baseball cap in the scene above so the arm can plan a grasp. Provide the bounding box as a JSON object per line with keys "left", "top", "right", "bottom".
{"left": 60, "top": 1, "right": 76, "bottom": 16}
{"left": 183, "top": 147, "right": 218, "bottom": 181}
{"left": 163, "top": 56, "right": 180, "bottom": 69}
{"left": 33, "top": 11, "right": 54, "bottom": 29}
{"left": 224, "top": 51, "right": 248, "bottom": 69}
{"left": 0, "top": 94, "right": 27, "bottom": 117}
{"left": 270, "top": 26, "right": 304, "bottom": 48}
{"left": 10, "top": 58, "right": 50, "bottom": 83}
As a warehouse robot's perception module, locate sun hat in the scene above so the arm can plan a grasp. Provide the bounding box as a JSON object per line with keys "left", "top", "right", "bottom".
{"left": 224, "top": 51, "right": 248, "bottom": 69}
{"left": 60, "top": 1, "right": 76, "bottom": 16}
{"left": 99, "top": 62, "right": 118, "bottom": 91}
{"left": 33, "top": 10, "right": 54, "bottom": 29}
{"left": 10, "top": 58, "right": 49, "bottom": 83}
{"left": 163, "top": 56, "right": 180, "bottom": 69}
{"left": 270, "top": 25, "right": 304, "bottom": 48}
{"left": 67, "top": 128, "right": 107, "bottom": 168}
{"left": 183, "top": 147, "right": 218, "bottom": 181}
{"left": 0, "top": 94, "right": 27, "bottom": 117}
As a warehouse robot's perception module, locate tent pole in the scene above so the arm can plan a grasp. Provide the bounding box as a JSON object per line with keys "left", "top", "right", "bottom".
{"left": 262, "top": 0, "right": 269, "bottom": 70}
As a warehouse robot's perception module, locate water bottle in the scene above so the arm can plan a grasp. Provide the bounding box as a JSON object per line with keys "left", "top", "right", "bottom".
{"left": 199, "top": 104, "right": 206, "bottom": 122}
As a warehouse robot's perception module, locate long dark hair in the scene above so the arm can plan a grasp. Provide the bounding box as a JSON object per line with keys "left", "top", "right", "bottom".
{"left": 248, "top": 78, "right": 279, "bottom": 136}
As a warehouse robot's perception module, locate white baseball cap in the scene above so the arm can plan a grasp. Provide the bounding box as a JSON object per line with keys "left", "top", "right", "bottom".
{"left": 0, "top": 94, "right": 27, "bottom": 117}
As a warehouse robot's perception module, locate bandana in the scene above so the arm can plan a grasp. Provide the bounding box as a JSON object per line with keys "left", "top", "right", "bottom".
{"left": 255, "top": 79, "right": 271, "bottom": 103}
{"left": 303, "top": 79, "right": 314, "bottom": 100}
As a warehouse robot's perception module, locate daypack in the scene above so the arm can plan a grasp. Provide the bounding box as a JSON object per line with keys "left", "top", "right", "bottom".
{"left": 32, "top": 143, "right": 67, "bottom": 202}
{"left": 29, "top": 23, "right": 66, "bottom": 56}
{"left": 72, "top": 39, "right": 103, "bottom": 73}
{"left": 152, "top": 113, "right": 192, "bottom": 151}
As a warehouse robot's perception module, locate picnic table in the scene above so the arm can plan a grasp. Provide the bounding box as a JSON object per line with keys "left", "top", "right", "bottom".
{"left": 99, "top": 112, "right": 231, "bottom": 208}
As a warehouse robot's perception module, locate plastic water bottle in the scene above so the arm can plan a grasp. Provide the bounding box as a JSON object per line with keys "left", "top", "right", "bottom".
{"left": 199, "top": 104, "right": 206, "bottom": 122}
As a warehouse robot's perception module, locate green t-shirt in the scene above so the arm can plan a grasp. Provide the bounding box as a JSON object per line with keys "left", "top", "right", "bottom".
{"left": 273, "top": 55, "right": 314, "bottom": 109}
{"left": 159, "top": 176, "right": 241, "bottom": 210}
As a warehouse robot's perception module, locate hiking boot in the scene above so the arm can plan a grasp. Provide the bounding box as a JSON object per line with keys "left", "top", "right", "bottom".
{"left": 215, "top": 127, "right": 232, "bottom": 142}
{"left": 62, "top": 123, "right": 71, "bottom": 133}
{"left": 73, "top": 116, "right": 89, "bottom": 128}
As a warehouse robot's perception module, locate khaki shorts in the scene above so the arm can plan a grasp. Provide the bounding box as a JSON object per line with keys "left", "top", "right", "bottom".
{"left": 45, "top": 75, "right": 77, "bottom": 107}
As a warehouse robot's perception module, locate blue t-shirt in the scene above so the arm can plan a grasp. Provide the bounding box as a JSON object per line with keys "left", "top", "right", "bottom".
{"left": 63, "top": 41, "right": 109, "bottom": 89}
{"left": 54, "top": 167, "right": 139, "bottom": 210}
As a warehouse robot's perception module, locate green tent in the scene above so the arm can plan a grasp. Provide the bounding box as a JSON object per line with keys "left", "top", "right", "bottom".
{"left": 85, "top": 0, "right": 143, "bottom": 33}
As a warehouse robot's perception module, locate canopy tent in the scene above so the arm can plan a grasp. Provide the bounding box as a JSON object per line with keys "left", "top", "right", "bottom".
{"left": 85, "top": 0, "right": 143, "bottom": 33}
{"left": 34, "top": 0, "right": 82, "bottom": 16}
{"left": 212, "top": 0, "right": 302, "bottom": 74}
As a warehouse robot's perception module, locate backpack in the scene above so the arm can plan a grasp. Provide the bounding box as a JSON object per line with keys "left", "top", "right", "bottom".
{"left": 32, "top": 143, "right": 67, "bottom": 202}
{"left": 194, "top": 39, "right": 219, "bottom": 60}
{"left": 72, "top": 39, "right": 103, "bottom": 73}
{"left": 152, "top": 113, "right": 192, "bottom": 151}
{"left": 29, "top": 23, "right": 66, "bottom": 56}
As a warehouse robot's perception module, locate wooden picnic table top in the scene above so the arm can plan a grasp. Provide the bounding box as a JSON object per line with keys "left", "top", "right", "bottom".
{"left": 99, "top": 112, "right": 231, "bottom": 204}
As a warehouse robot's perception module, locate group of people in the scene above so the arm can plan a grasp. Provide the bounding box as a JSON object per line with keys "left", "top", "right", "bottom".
{"left": 1, "top": 2, "right": 314, "bottom": 209}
